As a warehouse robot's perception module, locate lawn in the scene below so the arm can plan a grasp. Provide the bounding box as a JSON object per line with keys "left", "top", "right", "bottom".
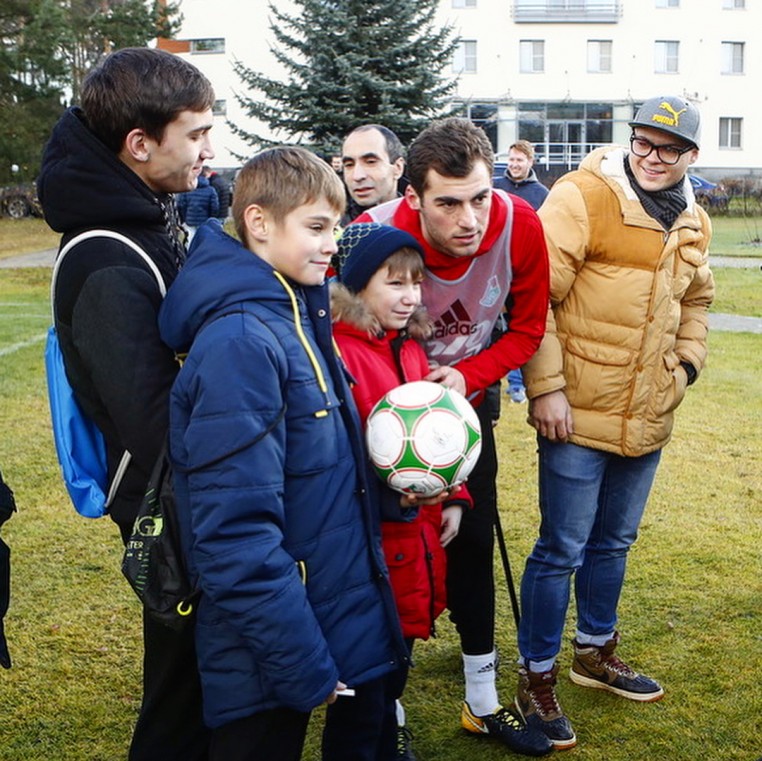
{"left": 0, "top": 218, "right": 58, "bottom": 260}
{"left": 709, "top": 215, "right": 762, "bottom": 257}
{"left": 0, "top": 267, "right": 760, "bottom": 761}
{"left": 1, "top": 214, "right": 762, "bottom": 259}
{"left": 711, "top": 268, "right": 762, "bottom": 317}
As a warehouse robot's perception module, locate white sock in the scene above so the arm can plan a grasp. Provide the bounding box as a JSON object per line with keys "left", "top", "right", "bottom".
{"left": 463, "top": 650, "right": 500, "bottom": 716}
{"left": 396, "top": 699, "right": 406, "bottom": 727}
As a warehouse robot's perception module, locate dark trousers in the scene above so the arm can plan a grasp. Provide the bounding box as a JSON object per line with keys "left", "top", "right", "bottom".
{"left": 210, "top": 706, "right": 310, "bottom": 761}
{"left": 128, "top": 610, "right": 210, "bottom": 761}
{"left": 445, "top": 401, "right": 498, "bottom": 655}
{"left": 322, "top": 670, "right": 404, "bottom": 761}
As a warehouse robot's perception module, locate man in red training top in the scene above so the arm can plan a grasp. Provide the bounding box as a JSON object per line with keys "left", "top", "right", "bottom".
{"left": 356, "top": 117, "right": 550, "bottom": 755}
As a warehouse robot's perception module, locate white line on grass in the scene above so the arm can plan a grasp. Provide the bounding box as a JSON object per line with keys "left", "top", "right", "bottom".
{"left": 0, "top": 333, "right": 47, "bottom": 356}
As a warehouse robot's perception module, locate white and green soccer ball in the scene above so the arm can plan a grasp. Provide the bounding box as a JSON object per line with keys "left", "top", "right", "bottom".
{"left": 365, "top": 380, "right": 482, "bottom": 497}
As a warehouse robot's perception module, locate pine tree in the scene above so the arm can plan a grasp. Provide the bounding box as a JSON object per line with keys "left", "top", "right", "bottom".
{"left": 0, "top": 0, "right": 180, "bottom": 182}
{"left": 230, "top": 0, "right": 459, "bottom": 156}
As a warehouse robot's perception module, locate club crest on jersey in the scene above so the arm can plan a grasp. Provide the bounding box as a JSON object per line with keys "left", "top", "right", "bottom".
{"left": 479, "top": 275, "right": 501, "bottom": 308}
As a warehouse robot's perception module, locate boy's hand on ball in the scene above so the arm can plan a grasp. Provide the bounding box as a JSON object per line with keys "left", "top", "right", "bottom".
{"left": 400, "top": 486, "right": 457, "bottom": 508}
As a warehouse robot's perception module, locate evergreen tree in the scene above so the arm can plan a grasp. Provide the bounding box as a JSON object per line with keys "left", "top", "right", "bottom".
{"left": 0, "top": 0, "right": 180, "bottom": 182}
{"left": 231, "top": 0, "right": 459, "bottom": 156}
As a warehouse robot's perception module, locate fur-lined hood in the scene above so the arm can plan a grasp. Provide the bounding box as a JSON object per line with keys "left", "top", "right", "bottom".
{"left": 330, "top": 281, "right": 433, "bottom": 340}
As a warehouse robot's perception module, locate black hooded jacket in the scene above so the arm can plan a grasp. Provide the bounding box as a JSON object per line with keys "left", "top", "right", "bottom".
{"left": 37, "top": 107, "right": 184, "bottom": 538}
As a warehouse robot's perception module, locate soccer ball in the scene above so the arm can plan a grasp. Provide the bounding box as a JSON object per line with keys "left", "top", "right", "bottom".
{"left": 365, "top": 380, "right": 482, "bottom": 497}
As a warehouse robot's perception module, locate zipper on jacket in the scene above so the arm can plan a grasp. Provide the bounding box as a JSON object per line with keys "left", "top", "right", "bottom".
{"left": 272, "top": 271, "right": 330, "bottom": 416}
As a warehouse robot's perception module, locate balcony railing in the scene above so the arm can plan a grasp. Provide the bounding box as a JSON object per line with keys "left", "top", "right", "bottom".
{"left": 512, "top": 2, "right": 622, "bottom": 23}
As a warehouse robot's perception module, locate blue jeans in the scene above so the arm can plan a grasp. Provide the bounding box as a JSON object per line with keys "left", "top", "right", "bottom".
{"left": 518, "top": 438, "right": 661, "bottom": 666}
{"left": 507, "top": 368, "right": 524, "bottom": 389}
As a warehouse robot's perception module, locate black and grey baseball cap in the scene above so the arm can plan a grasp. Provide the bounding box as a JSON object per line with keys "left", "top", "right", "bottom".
{"left": 629, "top": 95, "right": 701, "bottom": 148}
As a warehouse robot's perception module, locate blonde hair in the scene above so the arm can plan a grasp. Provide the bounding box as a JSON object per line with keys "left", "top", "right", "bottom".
{"left": 233, "top": 146, "right": 345, "bottom": 244}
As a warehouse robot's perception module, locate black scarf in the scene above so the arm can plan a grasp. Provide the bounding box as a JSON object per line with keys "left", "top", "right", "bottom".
{"left": 624, "top": 157, "right": 688, "bottom": 231}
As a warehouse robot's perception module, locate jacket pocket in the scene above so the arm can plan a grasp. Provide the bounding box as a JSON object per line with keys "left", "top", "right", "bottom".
{"left": 564, "top": 337, "right": 633, "bottom": 412}
{"left": 383, "top": 532, "right": 428, "bottom": 633}
{"left": 284, "top": 377, "right": 343, "bottom": 476}
{"left": 654, "top": 353, "right": 688, "bottom": 416}
{"left": 672, "top": 244, "right": 705, "bottom": 300}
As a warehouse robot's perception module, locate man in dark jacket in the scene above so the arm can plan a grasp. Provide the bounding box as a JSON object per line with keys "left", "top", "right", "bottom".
{"left": 202, "top": 165, "right": 232, "bottom": 220}
{"left": 340, "top": 124, "right": 406, "bottom": 226}
{"left": 493, "top": 140, "right": 549, "bottom": 212}
{"left": 176, "top": 173, "right": 219, "bottom": 243}
{"left": 37, "top": 47, "right": 215, "bottom": 761}
{"left": 493, "top": 141, "right": 549, "bottom": 404}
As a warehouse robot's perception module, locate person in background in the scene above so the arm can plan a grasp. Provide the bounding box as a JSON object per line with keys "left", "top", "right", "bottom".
{"left": 202, "top": 165, "right": 232, "bottom": 220}
{"left": 176, "top": 171, "right": 219, "bottom": 244}
{"left": 37, "top": 46, "right": 215, "bottom": 760}
{"left": 493, "top": 140, "right": 549, "bottom": 404}
{"left": 493, "top": 140, "right": 549, "bottom": 211}
{"left": 515, "top": 95, "right": 714, "bottom": 750}
{"left": 341, "top": 124, "right": 406, "bottom": 225}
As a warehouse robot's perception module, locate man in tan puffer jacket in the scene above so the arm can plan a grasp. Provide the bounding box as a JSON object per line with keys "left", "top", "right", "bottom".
{"left": 513, "top": 95, "right": 715, "bottom": 750}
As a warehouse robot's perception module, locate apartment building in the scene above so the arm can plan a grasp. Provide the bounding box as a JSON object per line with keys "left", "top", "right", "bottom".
{"left": 162, "top": 0, "right": 759, "bottom": 181}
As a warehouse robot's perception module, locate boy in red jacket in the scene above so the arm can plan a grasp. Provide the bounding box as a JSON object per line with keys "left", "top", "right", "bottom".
{"left": 331, "top": 224, "right": 549, "bottom": 759}
{"left": 332, "top": 222, "right": 467, "bottom": 760}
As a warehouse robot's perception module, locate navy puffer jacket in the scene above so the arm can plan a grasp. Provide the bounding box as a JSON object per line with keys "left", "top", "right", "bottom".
{"left": 176, "top": 175, "right": 219, "bottom": 226}
{"left": 159, "top": 220, "right": 405, "bottom": 728}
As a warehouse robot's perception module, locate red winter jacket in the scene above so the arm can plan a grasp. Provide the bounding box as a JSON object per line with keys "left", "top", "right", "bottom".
{"left": 332, "top": 285, "right": 470, "bottom": 639}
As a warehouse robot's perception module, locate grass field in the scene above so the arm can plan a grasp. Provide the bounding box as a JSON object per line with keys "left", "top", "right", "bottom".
{"left": 1, "top": 214, "right": 762, "bottom": 260}
{"left": 0, "top": 267, "right": 760, "bottom": 761}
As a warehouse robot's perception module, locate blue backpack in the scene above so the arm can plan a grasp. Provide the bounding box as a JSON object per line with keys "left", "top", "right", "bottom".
{"left": 45, "top": 230, "right": 167, "bottom": 518}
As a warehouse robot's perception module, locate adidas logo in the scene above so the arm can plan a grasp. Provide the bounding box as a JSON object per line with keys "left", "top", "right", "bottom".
{"left": 433, "top": 300, "right": 478, "bottom": 339}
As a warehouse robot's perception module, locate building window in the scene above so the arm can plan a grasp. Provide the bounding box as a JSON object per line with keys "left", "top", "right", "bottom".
{"left": 719, "top": 117, "right": 742, "bottom": 148}
{"left": 722, "top": 0, "right": 744, "bottom": 8}
{"left": 452, "top": 0, "right": 476, "bottom": 6}
{"left": 190, "top": 38, "right": 225, "bottom": 54}
{"left": 721, "top": 42, "right": 744, "bottom": 74}
{"left": 655, "top": 0, "right": 678, "bottom": 6}
{"left": 520, "top": 40, "right": 545, "bottom": 73}
{"left": 516, "top": 102, "right": 614, "bottom": 168}
{"left": 587, "top": 40, "right": 612, "bottom": 73}
{"left": 213, "top": 100, "right": 227, "bottom": 116}
{"left": 654, "top": 41, "right": 679, "bottom": 73}
{"left": 452, "top": 41, "right": 477, "bottom": 73}
{"left": 467, "top": 103, "right": 498, "bottom": 151}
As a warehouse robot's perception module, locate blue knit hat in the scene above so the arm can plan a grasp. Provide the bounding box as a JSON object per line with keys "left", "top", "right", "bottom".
{"left": 336, "top": 223, "right": 424, "bottom": 292}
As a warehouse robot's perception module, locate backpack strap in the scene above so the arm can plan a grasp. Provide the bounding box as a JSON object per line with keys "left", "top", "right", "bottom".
{"left": 50, "top": 229, "right": 167, "bottom": 322}
{"left": 50, "top": 230, "right": 167, "bottom": 509}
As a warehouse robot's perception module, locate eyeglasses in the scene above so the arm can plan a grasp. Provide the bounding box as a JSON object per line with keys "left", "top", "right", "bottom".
{"left": 629, "top": 134, "right": 693, "bottom": 165}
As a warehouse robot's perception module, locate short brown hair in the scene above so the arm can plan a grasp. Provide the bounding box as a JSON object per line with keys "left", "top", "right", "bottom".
{"left": 382, "top": 247, "right": 425, "bottom": 284}
{"left": 80, "top": 47, "right": 215, "bottom": 153}
{"left": 509, "top": 140, "right": 535, "bottom": 161}
{"left": 406, "top": 117, "right": 494, "bottom": 196}
{"left": 233, "top": 146, "right": 346, "bottom": 244}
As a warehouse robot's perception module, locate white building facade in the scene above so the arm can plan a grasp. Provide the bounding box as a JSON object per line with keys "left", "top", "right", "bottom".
{"left": 162, "top": 0, "right": 760, "bottom": 182}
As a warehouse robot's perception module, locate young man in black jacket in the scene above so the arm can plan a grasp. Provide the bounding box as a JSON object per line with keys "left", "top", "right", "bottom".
{"left": 37, "top": 47, "right": 215, "bottom": 761}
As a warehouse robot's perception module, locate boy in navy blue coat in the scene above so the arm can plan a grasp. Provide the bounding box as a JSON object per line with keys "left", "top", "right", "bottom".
{"left": 158, "top": 146, "right": 408, "bottom": 761}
